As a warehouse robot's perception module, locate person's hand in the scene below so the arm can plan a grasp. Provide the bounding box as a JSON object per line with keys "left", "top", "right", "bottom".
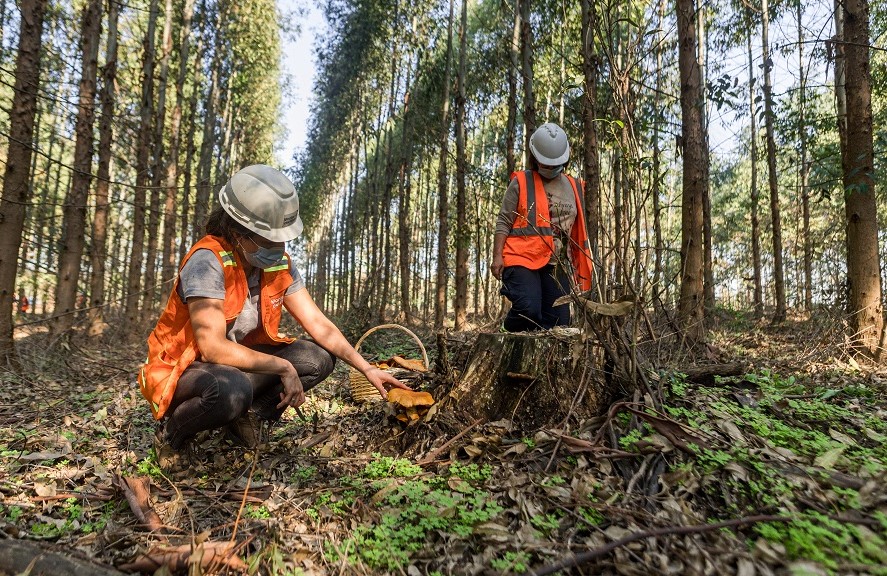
{"left": 491, "top": 254, "right": 504, "bottom": 280}
{"left": 276, "top": 366, "right": 305, "bottom": 409}
{"left": 363, "top": 367, "right": 412, "bottom": 399}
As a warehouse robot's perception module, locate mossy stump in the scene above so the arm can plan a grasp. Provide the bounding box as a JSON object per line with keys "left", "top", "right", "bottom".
{"left": 447, "top": 332, "right": 615, "bottom": 429}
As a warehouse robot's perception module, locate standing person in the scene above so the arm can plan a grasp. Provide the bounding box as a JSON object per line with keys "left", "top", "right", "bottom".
{"left": 139, "top": 164, "right": 409, "bottom": 471}
{"left": 491, "top": 123, "right": 594, "bottom": 332}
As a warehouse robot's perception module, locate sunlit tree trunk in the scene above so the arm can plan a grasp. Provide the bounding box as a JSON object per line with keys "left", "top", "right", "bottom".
{"left": 194, "top": 10, "right": 224, "bottom": 243}
{"left": 519, "top": 0, "right": 536, "bottom": 155}
{"left": 581, "top": 0, "right": 600, "bottom": 287}
{"left": 676, "top": 0, "right": 705, "bottom": 341}
{"left": 53, "top": 0, "right": 102, "bottom": 336}
{"left": 87, "top": 0, "right": 119, "bottom": 336}
{"left": 840, "top": 0, "right": 883, "bottom": 355}
{"left": 144, "top": 0, "right": 174, "bottom": 313}
{"left": 796, "top": 1, "right": 812, "bottom": 312}
{"left": 434, "top": 0, "right": 454, "bottom": 330}
{"left": 125, "top": 0, "right": 158, "bottom": 327}
{"left": 454, "top": 0, "right": 469, "bottom": 330}
{"left": 747, "top": 10, "right": 763, "bottom": 319}
{"left": 161, "top": 0, "right": 197, "bottom": 299}
{"left": 505, "top": 0, "right": 520, "bottom": 177}
{"left": 698, "top": 5, "right": 714, "bottom": 313}
{"left": 651, "top": 0, "right": 665, "bottom": 306}
{"left": 761, "top": 0, "right": 786, "bottom": 322}
{"left": 0, "top": 0, "right": 48, "bottom": 364}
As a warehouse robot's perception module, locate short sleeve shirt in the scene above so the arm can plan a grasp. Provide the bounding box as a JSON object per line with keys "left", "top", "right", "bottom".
{"left": 176, "top": 249, "right": 305, "bottom": 343}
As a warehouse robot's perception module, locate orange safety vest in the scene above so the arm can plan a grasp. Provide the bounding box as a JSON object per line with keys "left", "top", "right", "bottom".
{"left": 502, "top": 170, "right": 594, "bottom": 291}
{"left": 137, "top": 235, "right": 295, "bottom": 419}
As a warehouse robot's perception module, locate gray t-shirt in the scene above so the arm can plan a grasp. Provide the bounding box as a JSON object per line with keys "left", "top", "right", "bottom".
{"left": 177, "top": 249, "right": 305, "bottom": 343}
{"left": 495, "top": 173, "right": 578, "bottom": 262}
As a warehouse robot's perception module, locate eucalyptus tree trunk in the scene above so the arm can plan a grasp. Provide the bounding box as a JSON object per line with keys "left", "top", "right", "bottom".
{"left": 747, "top": 11, "right": 763, "bottom": 319}
{"left": 840, "top": 0, "right": 883, "bottom": 355}
{"left": 434, "top": 0, "right": 454, "bottom": 330}
{"left": 0, "top": 0, "right": 48, "bottom": 364}
{"left": 194, "top": 10, "right": 224, "bottom": 243}
{"left": 519, "top": 0, "right": 536, "bottom": 154}
{"left": 160, "top": 0, "right": 196, "bottom": 296}
{"left": 52, "top": 0, "right": 102, "bottom": 336}
{"left": 144, "top": 0, "right": 174, "bottom": 313}
{"left": 761, "top": 0, "right": 786, "bottom": 323}
{"left": 797, "top": 1, "right": 812, "bottom": 312}
{"left": 676, "top": 0, "right": 706, "bottom": 342}
{"left": 698, "top": 6, "right": 714, "bottom": 313}
{"left": 651, "top": 0, "right": 665, "bottom": 306}
{"left": 125, "top": 0, "right": 158, "bottom": 327}
{"left": 87, "top": 0, "right": 119, "bottom": 335}
{"left": 398, "top": 55, "right": 417, "bottom": 319}
{"left": 180, "top": 31, "right": 205, "bottom": 262}
{"left": 505, "top": 0, "right": 519, "bottom": 177}
{"left": 581, "top": 0, "right": 601, "bottom": 284}
{"left": 454, "top": 0, "right": 469, "bottom": 330}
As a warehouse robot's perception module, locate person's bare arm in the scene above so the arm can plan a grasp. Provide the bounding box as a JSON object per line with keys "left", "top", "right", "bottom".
{"left": 492, "top": 233, "right": 508, "bottom": 280}
{"left": 188, "top": 297, "right": 305, "bottom": 408}
{"left": 283, "top": 288, "right": 411, "bottom": 399}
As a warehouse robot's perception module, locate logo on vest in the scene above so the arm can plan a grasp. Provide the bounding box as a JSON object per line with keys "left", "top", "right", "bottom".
{"left": 270, "top": 296, "right": 284, "bottom": 309}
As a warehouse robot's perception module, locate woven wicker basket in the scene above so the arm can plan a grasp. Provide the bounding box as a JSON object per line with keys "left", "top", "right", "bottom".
{"left": 349, "top": 323, "right": 429, "bottom": 403}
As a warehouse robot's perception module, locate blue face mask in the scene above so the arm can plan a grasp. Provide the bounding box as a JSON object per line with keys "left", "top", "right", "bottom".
{"left": 538, "top": 165, "right": 564, "bottom": 180}
{"left": 238, "top": 238, "right": 285, "bottom": 269}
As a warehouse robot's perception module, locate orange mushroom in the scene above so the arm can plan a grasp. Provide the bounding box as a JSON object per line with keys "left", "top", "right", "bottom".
{"left": 386, "top": 389, "right": 435, "bottom": 423}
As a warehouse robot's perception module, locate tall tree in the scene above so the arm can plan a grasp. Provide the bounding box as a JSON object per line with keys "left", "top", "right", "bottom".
{"left": 52, "top": 0, "right": 103, "bottom": 336}
{"left": 796, "top": 1, "right": 812, "bottom": 312}
{"left": 676, "top": 0, "right": 706, "bottom": 341}
{"left": 581, "top": 0, "right": 601, "bottom": 281}
{"left": 88, "top": 0, "right": 120, "bottom": 336}
{"left": 454, "top": 0, "right": 469, "bottom": 330}
{"left": 747, "top": 9, "right": 764, "bottom": 319}
{"left": 0, "top": 0, "right": 49, "bottom": 364}
{"left": 840, "top": 0, "right": 883, "bottom": 354}
{"left": 519, "top": 0, "right": 536, "bottom": 155}
{"left": 761, "top": 0, "right": 786, "bottom": 322}
{"left": 434, "top": 0, "right": 455, "bottom": 330}
{"left": 125, "top": 0, "right": 159, "bottom": 326}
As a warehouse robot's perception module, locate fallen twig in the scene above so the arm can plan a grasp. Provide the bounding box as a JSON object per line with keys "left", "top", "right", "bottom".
{"left": 113, "top": 474, "right": 165, "bottom": 533}
{"left": 119, "top": 541, "right": 248, "bottom": 573}
{"left": 418, "top": 417, "right": 483, "bottom": 465}
{"left": 529, "top": 514, "right": 793, "bottom": 575}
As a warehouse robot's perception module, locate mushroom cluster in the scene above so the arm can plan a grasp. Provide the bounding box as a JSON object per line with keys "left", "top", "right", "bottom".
{"left": 386, "top": 389, "right": 435, "bottom": 424}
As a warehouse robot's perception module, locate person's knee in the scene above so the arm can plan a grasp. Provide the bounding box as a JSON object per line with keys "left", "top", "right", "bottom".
{"left": 214, "top": 367, "right": 252, "bottom": 418}
{"left": 302, "top": 344, "right": 336, "bottom": 389}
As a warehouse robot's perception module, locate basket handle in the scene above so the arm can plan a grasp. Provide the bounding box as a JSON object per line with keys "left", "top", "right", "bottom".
{"left": 354, "top": 323, "right": 429, "bottom": 371}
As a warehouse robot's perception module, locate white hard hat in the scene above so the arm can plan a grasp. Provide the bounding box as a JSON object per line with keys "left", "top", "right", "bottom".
{"left": 218, "top": 164, "right": 303, "bottom": 242}
{"left": 529, "top": 122, "right": 570, "bottom": 165}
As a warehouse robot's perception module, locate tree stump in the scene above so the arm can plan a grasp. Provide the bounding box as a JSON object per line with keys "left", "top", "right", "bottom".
{"left": 447, "top": 332, "right": 623, "bottom": 429}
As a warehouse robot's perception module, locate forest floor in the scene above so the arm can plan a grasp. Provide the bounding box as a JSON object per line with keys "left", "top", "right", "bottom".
{"left": 0, "top": 312, "right": 886, "bottom": 576}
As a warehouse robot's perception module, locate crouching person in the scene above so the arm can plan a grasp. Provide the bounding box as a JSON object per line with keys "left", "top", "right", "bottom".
{"left": 138, "top": 164, "right": 410, "bottom": 472}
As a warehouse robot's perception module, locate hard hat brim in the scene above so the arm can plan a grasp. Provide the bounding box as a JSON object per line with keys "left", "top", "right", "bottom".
{"left": 529, "top": 142, "right": 570, "bottom": 166}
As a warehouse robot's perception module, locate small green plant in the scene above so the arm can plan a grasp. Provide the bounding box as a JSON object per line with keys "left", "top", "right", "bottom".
{"left": 448, "top": 462, "right": 492, "bottom": 484}
{"left": 618, "top": 428, "right": 643, "bottom": 451}
{"left": 530, "top": 512, "right": 560, "bottom": 535}
{"left": 490, "top": 550, "right": 531, "bottom": 573}
{"left": 137, "top": 456, "right": 163, "bottom": 479}
{"left": 290, "top": 465, "right": 317, "bottom": 485}
{"left": 3, "top": 505, "right": 23, "bottom": 522}
{"left": 521, "top": 437, "right": 536, "bottom": 449}
{"left": 362, "top": 453, "right": 421, "bottom": 479}
{"left": 244, "top": 504, "right": 271, "bottom": 519}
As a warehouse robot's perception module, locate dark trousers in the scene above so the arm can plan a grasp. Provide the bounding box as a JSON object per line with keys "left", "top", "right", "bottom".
{"left": 164, "top": 340, "right": 335, "bottom": 449}
{"left": 501, "top": 264, "right": 571, "bottom": 332}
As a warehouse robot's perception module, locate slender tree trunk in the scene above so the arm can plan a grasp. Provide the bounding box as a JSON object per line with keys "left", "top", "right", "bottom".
{"left": 434, "top": 0, "right": 454, "bottom": 330}
{"left": 581, "top": 0, "right": 600, "bottom": 284}
{"left": 676, "top": 0, "right": 706, "bottom": 341}
{"left": 87, "top": 0, "right": 119, "bottom": 335}
{"left": 161, "top": 0, "right": 196, "bottom": 296}
{"left": 841, "top": 0, "right": 883, "bottom": 355}
{"left": 194, "top": 10, "right": 224, "bottom": 243}
{"left": 0, "top": 0, "right": 48, "bottom": 364}
{"left": 144, "top": 0, "right": 174, "bottom": 313}
{"left": 747, "top": 11, "right": 763, "bottom": 318}
{"left": 797, "top": 2, "right": 812, "bottom": 312}
{"left": 761, "top": 0, "right": 786, "bottom": 322}
{"left": 125, "top": 0, "right": 159, "bottom": 327}
{"left": 398, "top": 55, "right": 417, "bottom": 319}
{"left": 519, "top": 0, "right": 536, "bottom": 155}
{"left": 53, "top": 0, "right": 102, "bottom": 335}
{"left": 454, "top": 0, "right": 469, "bottom": 330}
{"left": 651, "top": 0, "right": 665, "bottom": 306}
{"left": 698, "top": 5, "right": 714, "bottom": 313}
{"left": 505, "top": 0, "right": 520, "bottom": 177}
